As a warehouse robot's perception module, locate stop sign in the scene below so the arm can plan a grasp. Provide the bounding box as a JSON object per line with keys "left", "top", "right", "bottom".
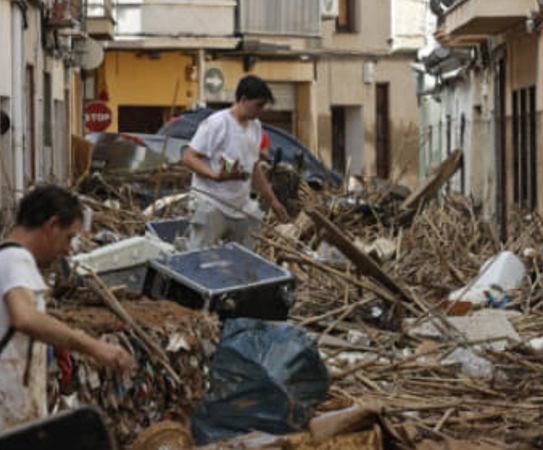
{"left": 85, "top": 101, "right": 112, "bottom": 132}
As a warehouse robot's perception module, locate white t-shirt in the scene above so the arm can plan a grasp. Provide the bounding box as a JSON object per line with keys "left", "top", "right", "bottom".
{"left": 189, "top": 108, "right": 262, "bottom": 218}
{"left": 0, "top": 247, "right": 48, "bottom": 432}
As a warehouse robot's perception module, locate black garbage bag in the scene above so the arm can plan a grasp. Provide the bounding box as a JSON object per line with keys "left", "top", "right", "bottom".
{"left": 191, "top": 318, "right": 330, "bottom": 445}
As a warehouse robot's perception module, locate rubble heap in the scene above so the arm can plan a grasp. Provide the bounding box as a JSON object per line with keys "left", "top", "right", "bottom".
{"left": 47, "top": 291, "right": 220, "bottom": 448}
{"left": 256, "top": 185, "right": 543, "bottom": 449}
{"left": 36, "top": 170, "right": 543, "bottom": 449}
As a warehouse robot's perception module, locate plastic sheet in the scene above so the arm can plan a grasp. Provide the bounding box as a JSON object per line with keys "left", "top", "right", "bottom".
{"left": 192, "top": 318, "right": 330, "bottom": 445}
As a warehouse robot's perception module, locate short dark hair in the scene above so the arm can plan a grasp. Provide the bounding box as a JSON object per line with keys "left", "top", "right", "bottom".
{"left": 16, "top": 185, "right": 83, "bottom": 229}
{"left": 235, "top": 75, "right": 274, "bottom": 104}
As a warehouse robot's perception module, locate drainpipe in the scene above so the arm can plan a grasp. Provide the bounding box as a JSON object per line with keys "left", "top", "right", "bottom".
{"left": 540, "top": 0, "right": 543, "bottom": 214}
{"left": 11, "top": 0, "right": 26, "bottom": 197}
{"left": 196, "top": 48, "right": 206, "bottom": 109}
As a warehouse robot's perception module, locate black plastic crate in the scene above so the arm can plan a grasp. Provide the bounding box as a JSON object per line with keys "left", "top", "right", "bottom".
{"left": 99, "top": 264, "right": 148, "bottom": 293}
{"left": 145, "top": 218, "right": 189, "bottom": 244}
{"left": 143, "top": 243, "right": 295, "bottom": 320}
{"left": 0, "top": 406, "right": 116, "bottom": 450}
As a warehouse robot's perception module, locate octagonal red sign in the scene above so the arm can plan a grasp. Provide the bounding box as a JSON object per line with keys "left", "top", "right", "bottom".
{"left": 85, "top": 101, "right": 112, "bottom": 132}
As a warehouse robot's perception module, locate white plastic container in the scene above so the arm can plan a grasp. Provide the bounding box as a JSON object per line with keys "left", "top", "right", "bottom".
{"left": 449, "top": 251, "right": 525, "bottom": 303}
{"left": 71, "top": 235, "right": 175, "bottom": 274}
{"left": 475, "top": 251, "right": 525, "bottom": 289}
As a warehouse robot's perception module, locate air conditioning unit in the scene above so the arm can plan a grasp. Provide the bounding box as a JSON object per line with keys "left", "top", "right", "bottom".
{"left": 321, "top": 0, "right": 339, "bottom": 19}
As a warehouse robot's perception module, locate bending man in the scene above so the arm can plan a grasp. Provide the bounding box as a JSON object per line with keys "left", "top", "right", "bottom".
{"left": 0, "top": 185, "right": 135, "bottom": 432}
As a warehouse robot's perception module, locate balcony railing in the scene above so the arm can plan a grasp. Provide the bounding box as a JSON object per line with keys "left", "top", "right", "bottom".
{"left": 86, "top": 0, "right": 114, "bottom": 18}
{"left": 109, "top": 0, "right": 236, "bottom": 38}
{"left": 238, "top": 0, "right": 321, "bottom": 37}
{"left": 84, "top": 0, "right": 321, "bottom": 40}
{"left": 85, "top": 0, "right": 115, "bottom": 39}
{"left": 436, "top": 0, "right": 539, "bottom": 46}
{"left": 390, "top": 0, "right": 429, "bottom": 52}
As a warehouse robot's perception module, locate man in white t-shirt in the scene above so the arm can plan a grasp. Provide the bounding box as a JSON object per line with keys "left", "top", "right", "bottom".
{"left": 0, "top": 185, "right": 135, "bottom": 432}
{"left": 183, "top": 75, "right": 289, "bottom": 250}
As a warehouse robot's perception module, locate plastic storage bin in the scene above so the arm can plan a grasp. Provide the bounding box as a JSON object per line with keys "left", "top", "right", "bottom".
{"left": 143, "top": 243, "right": 296, "bottom": 320}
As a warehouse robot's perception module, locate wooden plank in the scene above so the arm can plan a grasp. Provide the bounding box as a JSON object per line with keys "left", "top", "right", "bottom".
{"left": 310, "top": 404, "right": 382, "bottom": 443}
{"left": 401, "top": 149, "right": 463, "bottom": 211}
{"left": 306, "top": 209, "right": 413, "bottom": 303}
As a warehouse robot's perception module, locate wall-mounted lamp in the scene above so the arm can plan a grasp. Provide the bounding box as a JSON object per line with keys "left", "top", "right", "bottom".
{"left": 363, "top": 61, "right": 375, "bottom": 84}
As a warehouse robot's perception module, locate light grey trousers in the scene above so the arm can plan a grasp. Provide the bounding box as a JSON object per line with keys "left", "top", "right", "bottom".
{"left": 187, "top": 198, "right": 260, "bottom": 251}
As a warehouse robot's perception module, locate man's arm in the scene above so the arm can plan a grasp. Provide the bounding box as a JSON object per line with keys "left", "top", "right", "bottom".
{"left": 183, "top": 147, "right": 246, "bottom": 181}
{"left": 252, "top": 163, "right": 289, "bottom": 223}
{"left": 5, "top": 288, "right": 134, "bottom": 373}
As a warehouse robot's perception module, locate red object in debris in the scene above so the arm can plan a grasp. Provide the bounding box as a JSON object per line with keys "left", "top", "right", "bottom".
{"left": 260, "top": 132, "right": 271, "bottom": 150}
{"left": 55, "top": 347, "right": 73, "bottom": 390}
{"left": 120, "top": 133, "right": 147, "bottom": 147}
{"left": 85, "top": 101, "right": 112, "bottom": 132}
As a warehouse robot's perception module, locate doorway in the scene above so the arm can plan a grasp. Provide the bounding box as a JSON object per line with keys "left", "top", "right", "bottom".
{"left": 331, "top": 107, "right": 346, "bottom": 174}
{"left": 375, "top": 83, "right": 390, "bottom": 179}
{"left": 118, "top": 106, "right": 166, "bottom": 133}
{"left": 494, "top": 53, "right": 507, "bottom": 240}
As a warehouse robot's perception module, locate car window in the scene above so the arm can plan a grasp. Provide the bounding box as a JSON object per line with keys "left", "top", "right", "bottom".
{"left": 158, "top": 110, "right": 342, "bottom": 186}
{"left": 159, "top": 119, "right": 198, "bottom": 139}
{"left": 158, "top": 110, "right": 214, "bottom": 139}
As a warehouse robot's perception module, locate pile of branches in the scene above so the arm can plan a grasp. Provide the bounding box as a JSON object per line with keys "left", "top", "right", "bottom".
{"left": 255, "top": 186, "right": 543, "bottom": 449}
{"left": 65, "top": 172, "right": 543, "bottom": 448}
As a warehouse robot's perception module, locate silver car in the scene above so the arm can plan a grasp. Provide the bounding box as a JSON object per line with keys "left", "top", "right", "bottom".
{"left": 86, "top": 132, "right": 188, "bottom": 173}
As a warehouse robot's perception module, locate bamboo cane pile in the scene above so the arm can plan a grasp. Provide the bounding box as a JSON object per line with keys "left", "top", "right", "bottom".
{"left": 255, "top": 184, "right": 543, "bottom": 449}
{"left": 43, "top": 175, "right": 543, "bottom": 449}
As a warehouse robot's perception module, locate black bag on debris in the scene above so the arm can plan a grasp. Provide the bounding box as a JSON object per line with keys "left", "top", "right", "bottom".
{"left": 191, "top": 318, "right": 330, "bottom": 445}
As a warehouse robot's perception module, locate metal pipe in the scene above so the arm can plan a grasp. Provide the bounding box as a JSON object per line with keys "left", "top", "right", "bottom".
{"left": 196, "top": 48, "right": 206, "bottom": 108}
{"left": 11, "top": 0, "right": 25, "bottom": 196}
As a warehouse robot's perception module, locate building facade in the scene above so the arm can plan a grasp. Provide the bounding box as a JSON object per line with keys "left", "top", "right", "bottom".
{"left": 0, "top": 0, "right": 89, "bottom": 226}
{"left": 88, "top": 0, "right": 317, "bottom": 142}
{"left": 416, "top": 0, "right": 543, "bottom": 237}
{"left": 316, "top": 0, "right": 426, "bottom": 187}
{"left": 88, "top": 0, "right": 426, "bottom": 188}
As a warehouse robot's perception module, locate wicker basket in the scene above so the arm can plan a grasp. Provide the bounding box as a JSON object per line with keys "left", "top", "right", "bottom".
{"left": 131, "top": 421, "right": 193, "bottom": 450}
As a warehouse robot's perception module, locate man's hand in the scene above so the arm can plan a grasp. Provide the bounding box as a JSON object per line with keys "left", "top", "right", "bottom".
{"left": 251, "top": 163, "right": 289, "bottom": 222}
{"left": 183, "top": 147, "right": 248, "bottom": 182}
{"left": 271, "top": 198, "right": 290, "bottom": 223}
{"left": 5, "top": 287, "right": 136, "bottom": 374}
{"left": 90, "top": 340, "right": 136, "bottom": 374}
{"left": 215, "top": 157, "right": 250, "bottom": 182}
